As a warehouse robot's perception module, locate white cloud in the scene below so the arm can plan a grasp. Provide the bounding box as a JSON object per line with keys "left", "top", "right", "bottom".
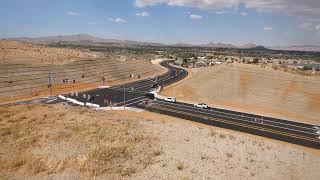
{"left": 300, "top": 22, "right": 320, "bottom": 32}
{"left": 136, "top": 11, "right": 150, "bottom": 16}
{"left": 300, "top": 22, "right": 314, "bottom": 31}
{"left": 215, "top": 11, "right": 229, "bottom": 15}
{"left": 240, "top": 12, "right": 248, "bottom": 16}
{"left": 108, "top": 17, "right": 127, "bottom": 24}
{"left": 264, "top": 27, "right": 273, "bottom": 31}
{"left": 135, "top": 0, "right": 320, "bottom": 30}
{"left": 67, "top": 11, "right": 80, "bottom": 16}
{"left": 189, "top": 14, "right": 203, "bottom": 20}
{"left": 135, "top": 0, "right": 237, "bottom": 9}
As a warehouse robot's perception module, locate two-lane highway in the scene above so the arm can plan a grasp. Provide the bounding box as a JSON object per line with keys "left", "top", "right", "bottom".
{"left": 63, "top": 61, "right": 188, "bottom": 107}
{"left": 138, "top": 100, "right": 320, "bottom": 148}
{"left": 57, "top": 60, "right": 320, "bottom": 149}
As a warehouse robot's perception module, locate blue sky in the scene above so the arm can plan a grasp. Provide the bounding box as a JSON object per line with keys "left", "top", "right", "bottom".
{"left": 0, "top": 0, "right": 320, "bottom": 46}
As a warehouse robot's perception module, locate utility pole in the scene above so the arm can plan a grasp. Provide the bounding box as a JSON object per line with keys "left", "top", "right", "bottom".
{"left": 102, "top": 61, "right": 106, "bottom": 86}
{"left": 155, "top": 74, "right": 157, "bottom": 84}
{"left": 48, "top": 72, "right": 54, "bottom": 96}
{"left": 123, "top": 84, "right": 126, "bottom": 108}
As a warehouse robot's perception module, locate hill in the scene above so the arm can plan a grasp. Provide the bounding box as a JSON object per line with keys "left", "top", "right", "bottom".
{"left": 5, "top": 34, "right": 266, "bottom": 50}
{"left": 6, "top": 34, "right": 165, "bottom": 47}
{"left": 271, "top": 45, "right": 320, "bottom": 52}
{"left": 0, "top": 40, "right": 97, "bottom": 64}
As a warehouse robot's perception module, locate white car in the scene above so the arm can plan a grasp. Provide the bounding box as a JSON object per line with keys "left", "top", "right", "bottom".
{"left": 194, "top": 103, "right": 208, "bottom": 109}
{"left": 163, "top": 97, "right": 176, "bottom": 103}
{"left": 313, "top": 126, "right": 319, "bottom": 130}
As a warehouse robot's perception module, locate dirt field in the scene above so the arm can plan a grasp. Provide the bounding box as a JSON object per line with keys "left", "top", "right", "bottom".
{"left": 1, "top": 104, "right": 319, "bottom": 179}
{"left": 0, "top": 41, "right": 166, "bottom": 105}
{"left": 0, "top": 104, "right": 160, "bottom": 179}
{"left": 0, "top": 40, "right": 98, "bottom": 64}
{"left": 161, "top": 63, "right": 320, "bottom": 125}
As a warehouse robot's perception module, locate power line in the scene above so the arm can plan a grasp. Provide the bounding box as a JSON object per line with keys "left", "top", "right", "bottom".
{"left": 0, "top": 60, "right": 152, "bottom": 78}
{"left": 0, "top": 65, "right": 159, "bottom": 87}
{"left": 0, "top": 68, "right": 158, "bottom": 94}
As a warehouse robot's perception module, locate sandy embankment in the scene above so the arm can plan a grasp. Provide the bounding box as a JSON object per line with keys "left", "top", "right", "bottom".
{"left": 1, "top": 104, "right": 319, "bottom": 179}
{"left": 0, "top": 40, "right": 98, "bottom": 65}
{"left": 0, "top": 40, "right": 168, "bottom": 104}
{"left": 161, "top": 63, "right": 320, "bottom": 125}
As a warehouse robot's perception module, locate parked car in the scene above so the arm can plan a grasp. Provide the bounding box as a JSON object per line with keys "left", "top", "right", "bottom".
{"left": 163, "top": 97, "right": 176, "bottom": 103}
{"left": 194, "top": 103, "right": 208, "bottom": 109}
{"left": 151, "top": 83, "right": 159, "bottom": 88}
{"left": 145, "top": 93, "right": 155, "bottom": 99}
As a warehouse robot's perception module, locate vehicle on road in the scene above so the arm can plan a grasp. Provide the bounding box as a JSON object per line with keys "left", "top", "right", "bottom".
{"left": 151, "top": 83, "right": 159, "bottom": 88}
{"left": 194, "top": 103, "right": 208, "bottom": 109}
{"left": 146, "top": 93, "right": 155, "bottom": 99}
{"left": 163, "top": 97, "right": 176, "bottom": 103}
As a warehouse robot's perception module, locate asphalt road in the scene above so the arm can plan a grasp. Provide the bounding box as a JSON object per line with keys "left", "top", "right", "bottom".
{"left": 61, "top": 61, "right": 188, "bottom": 107}
{"left": 139, "top": 100, "right": 320, "bottom": 149}
{"left": 35, "top": 60, "right": 320, "bottom": 149}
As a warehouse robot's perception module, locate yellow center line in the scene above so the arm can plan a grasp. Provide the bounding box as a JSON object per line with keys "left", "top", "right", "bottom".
{"left": 152, "top": 104, "right": 320, "bottom": 143}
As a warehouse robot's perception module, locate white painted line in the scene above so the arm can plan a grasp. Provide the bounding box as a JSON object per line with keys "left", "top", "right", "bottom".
{"left": 46, "top": 98, "right": 58, "bottom": 103}
{"left": 157, "top": 100, "right": 316, "bottom": 131}
{"left": 112, "top": 96, "right": 146, "bottom": 106}
{"left": 86, "top": 102, "right": 100, "bottom": 108}
{"left": 99, "top": 86, "right": 111, "bottom": 88}
{"left": 74, "top": 101, "right": 85, "bottom": 106}
{"left": 124, "top": 98, "right": 148, "bottom": 107}
{"left": 107, "top": 86, "right": 148, "bottom": 94}
{"left": 98, "top": 106, "right": 144, "bottom": 112}
{"left": 58, "top": 95, "right": 67, "bottom": 100}
{"left": 153, "top": 101, "right": 318, "bottom": 136}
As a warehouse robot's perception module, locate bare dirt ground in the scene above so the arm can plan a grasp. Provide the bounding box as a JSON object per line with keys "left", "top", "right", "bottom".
{"left": 1, "top": 104, "right": 319, "bottom": 179}
{"left": 0, "top": 41, "right": 167, "bottom": 105}
{"left": 0, "top": 40, "right": 98, "bottom": 64}
{"left": 161, "top": 63, "right": 320, "bottom": 125}
{"left": 0, "top": 104, "right": 160, "bottom": 179}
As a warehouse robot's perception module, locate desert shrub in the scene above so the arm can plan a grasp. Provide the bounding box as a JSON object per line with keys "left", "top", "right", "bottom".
{"left": 219, "top": 134, "right": 226, "bottom": 139}
{"left": 226, "top": 153, "right": 233, "bottom": 158}
{"left": 209, "top": 129, "right": 217, "bottom": 137}
{"left": 303, "top": 65, "right": 312, "bottom": 71}
{"left": 177, "top": 161, "right": 184, "bottom": 170}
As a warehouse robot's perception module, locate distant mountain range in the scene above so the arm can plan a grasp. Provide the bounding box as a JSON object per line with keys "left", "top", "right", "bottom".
{"left": 3, "top": 34, "right": 320, "bottom": 52}
{"left": 171, "top": 42, "right": 258, "bottom": 49}
{"left": 5, "top": 34, "right": 164, "bottom": 47}
{"left": 270, "top": 45, "right": 320, "bottom": 52}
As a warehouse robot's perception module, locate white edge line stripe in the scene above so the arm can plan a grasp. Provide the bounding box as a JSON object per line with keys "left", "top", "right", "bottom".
{"left": 153, "top": 101, "right": 318, "bottom": 136}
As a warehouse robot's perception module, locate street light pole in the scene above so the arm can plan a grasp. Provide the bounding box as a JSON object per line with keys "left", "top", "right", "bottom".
{"left": 123, "top": 84, "right": 126, "bottom": 108}
{"left": 48, "top": 72, "right": 54, "bottom": 96}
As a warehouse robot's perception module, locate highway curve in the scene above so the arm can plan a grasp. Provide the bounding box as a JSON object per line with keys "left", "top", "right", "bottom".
{"left": 59, "top": 60, "right": 320, "bottom": 149}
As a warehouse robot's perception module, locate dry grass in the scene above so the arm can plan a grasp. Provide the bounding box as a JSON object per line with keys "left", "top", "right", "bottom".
{"left": 0, "top": 104, "right": 159, "bottom": 179}
{"left": 0, "top": 40, "right": 97, "bottom": 64}
{"left": 176, "top": 161, "right": 184, "bottom": 171}
{"left": 161, "top": 63, "right": 320, "bottom": 125}
{"left": 130, "top": 113, "right": 320, "bottom": 179}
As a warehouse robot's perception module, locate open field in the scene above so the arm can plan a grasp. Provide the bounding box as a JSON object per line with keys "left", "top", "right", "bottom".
{"left": 0, "top": 59, "right": 165, "bottom": 105}
{"left": 0, "top": 40, "right": 98, "bottom": 65}
{"left": 161, "top": 63, "right": 320, "bottom": 125}
{"left": 1, "top": 104, "right": 319, "bottom": 179}
{"left": 0, "top": 41, "right": 166, "bottom": 105}
{"left": 0, "top": 104, "right": 160, "bottom": 179}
